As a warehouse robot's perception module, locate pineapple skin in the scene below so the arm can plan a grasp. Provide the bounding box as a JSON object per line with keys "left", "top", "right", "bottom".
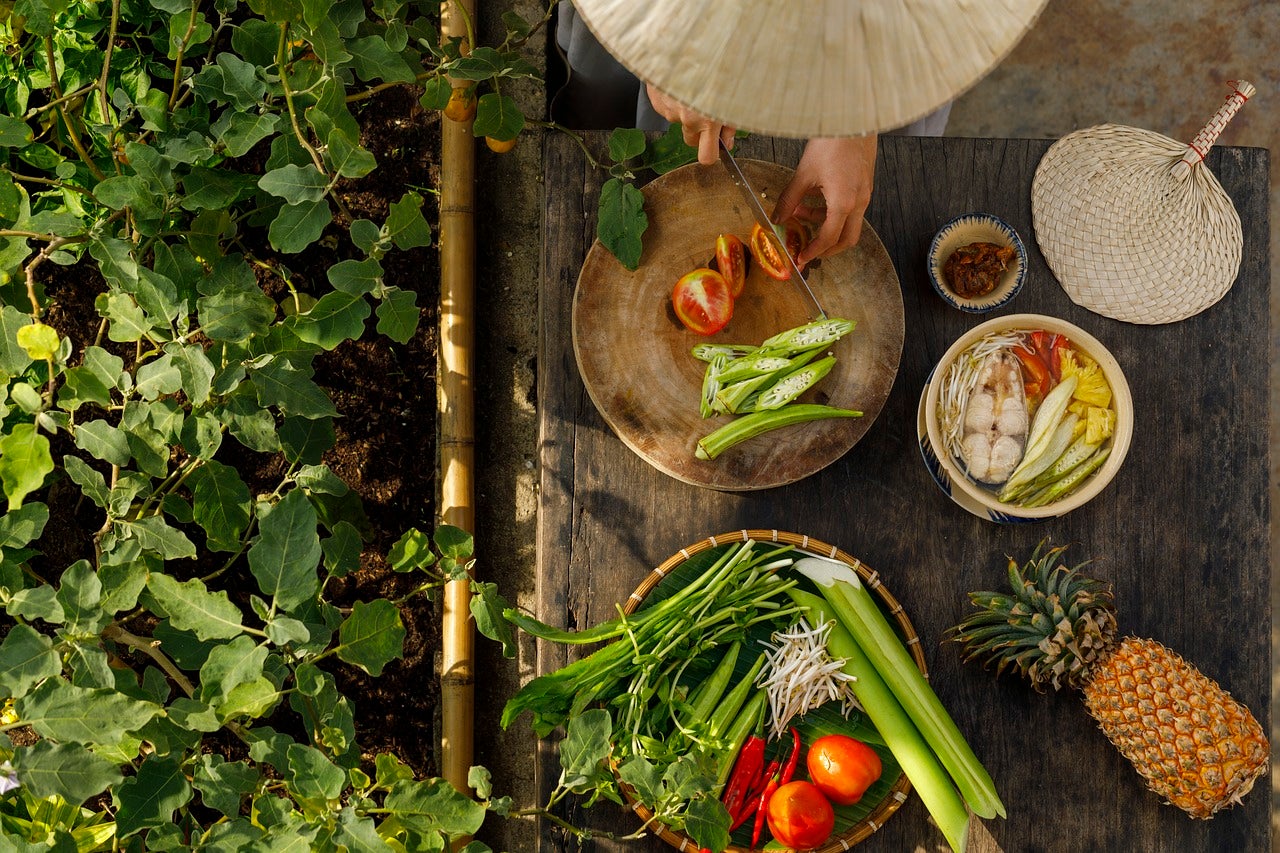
{"left": 1080, "top": 636, "right": 1269, "bottom": 819}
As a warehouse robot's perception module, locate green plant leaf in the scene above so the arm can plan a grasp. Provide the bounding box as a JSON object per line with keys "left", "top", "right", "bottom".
{"left": 259, "top": 164, "right": 329, "bottom": 204}
{"left": 181, "top": 411, "right": 225, "bottom": 460}
{"left": 386, "top": 191, "right": 431, "bottom": 251}
{"left": 189, "top": 460, "right": 252, "bottom": 552}
{"left": 216, "top": 111, "right": 281, "bottom": 157}
{"left": 0, "top": 114, "right": 34, "bottom": 148}
{"left": 268, "top": 199, "right": 334, "bottom": 254}
{"left": 683, "top": 796, "right": 730, "bottom": 853}
{"left": 419, "top": 76, "right": 452, "bottom": 111}
{"left": 74, "top": 419, "right": 131, "bottom": 467}
{"left": 57, "top": 559, "right": 108, "bottom": 634}
{"left": 618, "top": 755, "right": 663, "bottom": 806}
{"left": 384, "top": 778, "right": 487, "bottom": 837}
{"left": 286, "top": 743, "right": 346, "bottom": 800}
{"left": 17, "top": 677, "right": 162, "bottom": 745}
{"left": 336, "top": 598, "right": 404, "bottom": 676}
{"left": 596, "top": 177, "right": 647, "bottom": 271}
{"left": 11, "top": 740, "right": 124, "bottom": 804}
{"left": 0, "top": 501, "right": 49, "bottom": 548}
{"left": 387, "top": 528, "right": 434, "bottom": 572}
{"left": 0, "top": 305, "right": 34, "bottom": 374}
{"left": 0, "top": 423, "right": 55, "bottom": 509}
{"left": 136, "top": 352, "right": 184, "bottom": 400}
{"left": 113, "top": 754, "right": 194, "bottom": 838}
{"left": 166, "top": 342, "right": 216, "bottom": 406}
{"left": 62, "top": 455, "right": 110, "bottom": 510}
{"left": 289, "top": 290, "right": 371, "bottom": 350}
{"left": 346, "top": 35, "right": 417, "bottom": 83}
{"left": 251, "top": 356, "right": 339, "bottom": 419}
{"left": 194, "top": 754, "right": 260, "bottom": 816}
{"left": 280, "top": 415, "right": 336, "bottom": 465}
{"left": 0, "top": 623, "right": 61, "bottom": 699}
{"left": 197, "top": 285, "right": 277, "bottom": 343}
{"left": 608, "top": 128, "right": 646, "bottom": 164}
{"left": 327, "top": 258, "right": 383, "bottom": 296}
{"left": 472, "top": 92, "right": 524, "bottom": 141}
{"left": 198, "top": 635, "right": 269, "bottom": 708}
{"left": 326, "top": 129, "right": 378, "bottom": 179}
{"left": 334, "top": 806, "right": 394, "bottom": 852}
{"left": 7, "top": 585, "right": 64, "bottom": 623}
{"left": 148, "top": 573, "right": 246, "bottom": 640}
{"left": 126, "top": 515, "right": 197, "bottom": 560}
{"left": 376, "top": 287, "right": 419, "bottom": 343}
{"left": 16, "top": 321, "right": 59, "bottom": 360}
{"left": 320, "top": 521, "right": 362, "bottom": 578}
{"left": 643, "top": 124, "right": 699, "bottom": 174}
{"left": 99, "top": 561, "right": 149, "bottom": 616}
{"left": 471, "top": 581, "right": 516, "bottom": 659}
{"left": 247, "top": 488, "right": 322, "bottom": 611}
{"left": 559, "top": 708, "right": 613, "bottom": 793}
{"left": 433, "top": 525, "right": 473, "bottom": 560}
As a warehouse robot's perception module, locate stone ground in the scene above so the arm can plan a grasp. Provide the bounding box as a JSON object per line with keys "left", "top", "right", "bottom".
{"left": 467, "top": 2, "right": 1279, "bottom": 850}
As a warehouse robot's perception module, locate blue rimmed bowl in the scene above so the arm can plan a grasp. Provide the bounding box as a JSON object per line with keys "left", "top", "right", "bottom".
{"left": 927, "top": 213, "right": 1027, "bottom": 313}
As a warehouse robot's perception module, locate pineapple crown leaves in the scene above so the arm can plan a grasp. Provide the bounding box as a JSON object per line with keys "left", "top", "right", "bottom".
{"left": 948, "top": 539, "right": 1119, "bottom": 692}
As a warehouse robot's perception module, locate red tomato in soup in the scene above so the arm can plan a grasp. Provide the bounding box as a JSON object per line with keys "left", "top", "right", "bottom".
{"left": 805, "top": 734, "right": 883, "bottom": 806}
{"left": 671, "top": 268, "right": 733, "bottom": 335}
{"left": 714, "top": 233, "right": 747, "bottom": 298}
{"left": 765, "top": 780, "right": 835, "bottom": 849}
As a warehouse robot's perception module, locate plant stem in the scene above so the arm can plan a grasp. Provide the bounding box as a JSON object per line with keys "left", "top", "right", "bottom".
{"left": 97, "top": 0, "right": 121, "bottom": 121}
{"left": 168, "top": 0, "right": 203, "bottom": 110}
{"left": 44, "top": 37, "right": 106, "bottom": 182}
{"left": 103, "top": 623, "right": 198, "bottom": 698}
{"left": 527, "top": 120, "right": 605, "bottom": 170}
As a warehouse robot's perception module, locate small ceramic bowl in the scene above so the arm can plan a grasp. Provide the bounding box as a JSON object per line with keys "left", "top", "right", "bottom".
{"left": 928, "top": 213, "right": 1027, "bottom": 313}
{"left": 922, "top": 314, "right": 1133, "bottom": 522}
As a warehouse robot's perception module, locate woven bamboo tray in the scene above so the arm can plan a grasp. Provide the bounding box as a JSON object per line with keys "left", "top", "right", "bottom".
{"left": 619, "top": 530, "right": 925, "bottom": 852}
{"left": 1031, "top": 80, "right": 1254, "bottom": 324}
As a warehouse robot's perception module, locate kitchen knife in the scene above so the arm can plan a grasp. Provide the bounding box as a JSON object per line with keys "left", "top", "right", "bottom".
{"left": 719, "top": 139, "right": 827, "bottom": 319}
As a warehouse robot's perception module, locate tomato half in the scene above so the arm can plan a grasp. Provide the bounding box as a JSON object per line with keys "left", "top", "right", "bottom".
{"left": 748, "top": 220, "right": 809, "bottom": 280}
{"left": 766, "top": 780, "right": 835, "bottom": 849}
{"left": 671, "top": 268, "right": 733, "bottom": 335}
{"left": 714, "top": 233, "right": 747, "bottom": 298}
{"left": 805, "top": 734, "right": 883, "bottom": 806}
{"left": 748, "top": 223, "right": 790, "bottom": 280}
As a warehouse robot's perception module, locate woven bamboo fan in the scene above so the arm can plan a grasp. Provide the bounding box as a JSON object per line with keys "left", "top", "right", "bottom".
{"left": 1031, "top": 80, "right": 1255, "bottom": 324}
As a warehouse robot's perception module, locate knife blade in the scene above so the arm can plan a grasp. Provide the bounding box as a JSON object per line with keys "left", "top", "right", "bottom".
{"left": 719, "top": 139, "right": 827, "bottom": 319}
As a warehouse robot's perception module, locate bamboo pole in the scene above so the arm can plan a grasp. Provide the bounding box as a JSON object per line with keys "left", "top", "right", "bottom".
{"left": 438, "top": 0, "right": 477, "bottom": 797}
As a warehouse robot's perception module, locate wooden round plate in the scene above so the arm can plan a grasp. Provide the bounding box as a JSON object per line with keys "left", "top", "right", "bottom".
{"left": 572, "top": 159, "right": 904, "bottom": 491}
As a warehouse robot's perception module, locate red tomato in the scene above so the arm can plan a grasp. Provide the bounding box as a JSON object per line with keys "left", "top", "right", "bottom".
{"left": 671, "top": 268, "right": 733, "bottom": 335}
{"left": 765, "top": 780, "right": 835, "bottom": 850}
{"left": 1012, "top": 343, "right": 1052, "bottom": 403}
{"left": 782, "top": 218, "right": 809, "bottom": 262}
{"left": 748, "top": 223, "right": 790, "bottom": 280}
{"left": 714, "top": 233, "right": 747, "bottom": 298}
{"left": 805, "top": 734, "right": 883, "bottom": 806}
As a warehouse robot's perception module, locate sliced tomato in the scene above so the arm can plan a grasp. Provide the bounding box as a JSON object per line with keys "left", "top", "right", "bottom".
{"left": 1013, "top": 343, "right": 1052, "bottom": 403}
{"left": 748, "top": 223, "right": 789, "bottom": 280}
{"left": 714, "top": 233, "right": 747, "bottom": 298}
{"left": 781, "top": 218, "right": 809, "bottom": 261}
{"left": 672, "top": 268, "right": 733, "bottom": 335}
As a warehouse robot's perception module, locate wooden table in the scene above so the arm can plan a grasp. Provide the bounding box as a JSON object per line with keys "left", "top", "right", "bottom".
{"left": 534, "top": 133, "right": 1271, "bottom": 852}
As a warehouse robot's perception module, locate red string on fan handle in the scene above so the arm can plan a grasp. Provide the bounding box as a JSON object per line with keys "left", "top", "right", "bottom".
{"left": 1172, "top": 79, "right": 1256, "bottom": 180}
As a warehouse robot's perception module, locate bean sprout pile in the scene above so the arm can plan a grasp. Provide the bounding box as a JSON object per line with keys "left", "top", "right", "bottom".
{"left": 756, "top": 618, "right": 861, "bottom": 738}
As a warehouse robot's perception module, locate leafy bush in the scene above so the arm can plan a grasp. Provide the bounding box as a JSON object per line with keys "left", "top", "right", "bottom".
{"left": 0, "top": 0, "right": 532, "bottom": 849}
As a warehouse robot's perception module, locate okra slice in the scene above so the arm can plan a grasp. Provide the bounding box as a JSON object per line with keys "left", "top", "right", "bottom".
{"left": 751, "top": 356, "right": 837, "bottom": 411}
{"left": 695, "top": 404, "right": 863, "bottom": 460}
{"left": 716, "top": 354, "right": 796, "bottom": 386}
{"left": 757, "top": 318, "right": 855, "bottom": 356}
{"left": 701, "top": 355, "right": 728, "bottom": 419}
{"left": 692, "top": 343, "right": 756, "bottom": 363}
{"left": 715, "top": 372, "right": 782, "bottom": 414}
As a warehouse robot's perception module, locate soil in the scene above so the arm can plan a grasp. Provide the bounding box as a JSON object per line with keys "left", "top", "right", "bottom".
{"left": 30, "top": 85, "right": 444, "bottom": 778}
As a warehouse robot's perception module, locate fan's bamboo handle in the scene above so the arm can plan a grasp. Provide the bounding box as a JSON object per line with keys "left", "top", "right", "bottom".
{"left": 1172, "top": 80, "right": 1255, "bottom": 180}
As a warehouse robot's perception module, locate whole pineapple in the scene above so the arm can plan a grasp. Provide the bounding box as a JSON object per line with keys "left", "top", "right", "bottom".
{"left": 950, "top": 541, "right": 1268, "bottom": 819}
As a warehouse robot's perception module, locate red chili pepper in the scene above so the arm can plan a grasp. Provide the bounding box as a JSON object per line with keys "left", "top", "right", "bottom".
{"left": 731, "top": 758, "right": 778, "bottom": 831}
{"left": 751, "top": 772, "right": 780, "bottom": 848}
{"left": 780, "top": 727, "right": 802, "bottom": 785}
{"left": 722, "top": 735, "right": 766, "bottom": 822}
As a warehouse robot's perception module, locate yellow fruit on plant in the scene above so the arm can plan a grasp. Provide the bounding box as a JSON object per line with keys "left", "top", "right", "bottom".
{"left": 443, "top": 87, "right": 477, "bottom": 123}
{"left": 485, "top": 135, "right": 517, "bottom": 154}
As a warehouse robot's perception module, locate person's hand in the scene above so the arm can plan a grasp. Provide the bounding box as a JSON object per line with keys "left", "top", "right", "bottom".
{"left": 645, "top": 83, "right": 736, "bottom": 165}
{"left": 772, "top": 136, "right": 878, "bottom": 266}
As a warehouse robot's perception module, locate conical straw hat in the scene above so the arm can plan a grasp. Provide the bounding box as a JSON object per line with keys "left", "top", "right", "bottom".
{"left": 569, "top": 0, "right": 1049, "bottom": 137}
{"left": 1031, "top": 81, "right": 1253, "bottom": 324}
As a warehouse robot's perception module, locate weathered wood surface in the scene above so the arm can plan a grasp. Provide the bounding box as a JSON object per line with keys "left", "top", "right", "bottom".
{"left": 535, "top": 132, "right": 1271, "bottom": 852}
